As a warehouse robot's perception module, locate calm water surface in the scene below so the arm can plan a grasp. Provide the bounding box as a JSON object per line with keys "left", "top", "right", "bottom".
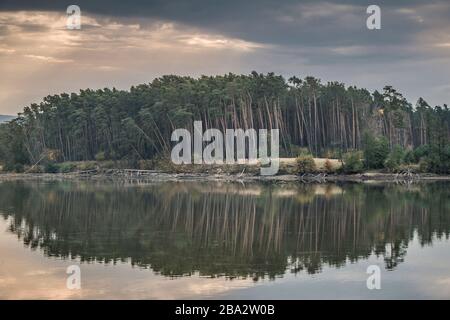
{"left": 0, "top": 180, "right": 449, "bottom": 299}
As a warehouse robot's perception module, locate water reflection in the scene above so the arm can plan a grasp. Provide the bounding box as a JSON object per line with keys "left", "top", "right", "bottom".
{"left": 0, "top": 181, "right": 449, "bottom": 281}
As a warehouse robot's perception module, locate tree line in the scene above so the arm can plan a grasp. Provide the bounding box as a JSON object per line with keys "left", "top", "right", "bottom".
{"left": 0, "top": 72, "right": 449, "bottom": 172}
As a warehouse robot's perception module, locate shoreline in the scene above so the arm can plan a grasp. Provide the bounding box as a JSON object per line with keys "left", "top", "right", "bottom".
{"left": 1, "top": 170, "right": 450, "bottom": 184}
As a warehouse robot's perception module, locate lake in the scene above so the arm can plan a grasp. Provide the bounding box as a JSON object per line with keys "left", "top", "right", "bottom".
{"left": 0, "top": 180, "right": 449, "bottom": 299}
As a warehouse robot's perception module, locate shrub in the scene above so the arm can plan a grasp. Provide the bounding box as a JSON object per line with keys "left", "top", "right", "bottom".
{"left": 44, "top": 163, "right": 58, "bottom": 173}
{"left": 418, "top": 157, "right": 429, "bottom": 173}
{"left": 342, "top": 151, "right": 364, "bottom": 173}
{"left": 403, "top": 150, "right": 416, "bottom": 164}
{"left": 362, "top": 133, "right": 389, "bottom": 169}
{"left": 95, "top": 151, "right": 106, "bottom": 161}
{"left": 413, "top": 145, "right": 430, "bottom": 162}
{"left": 296, "top": 155, "right": 317, "bottom": 174}
{"left": 425, "top": 145, "right": 450, "bottom": 173}
{"left": 292, "top": 147, "right": 311, "bottom": 157}
{"left": 100, "top": 160, "right": 115, "bottom": 169}
{"left": 78, "top": 162, "right": 96, "bottom": 171}
{"left": 384, "top": 145, "right": 405, "bottom": 172}
{"left": 13, "top": 163, "right": 24, "bottom": 173}
{"left": 58, "top": 162, "right": 76, "bottom": 173}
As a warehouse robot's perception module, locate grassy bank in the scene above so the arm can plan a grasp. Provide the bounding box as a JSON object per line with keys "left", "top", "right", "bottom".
{"left": 2, "top": 157, "right": 449, "bottom": 184}
{"left": 1, "top": 157, "right": 343, "bottom": 175}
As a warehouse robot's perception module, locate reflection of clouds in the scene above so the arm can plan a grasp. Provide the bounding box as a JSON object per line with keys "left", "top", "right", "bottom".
{"left": 0, "top": 277, "right": 16, "bottom": 285}
{"left": 116, "top": 272, "right": 255, "bottom": 299}
{"left": 24, "top": 269, "right": 55, "bottom": 276}
{"left": 0, "top": 218, "right": 255, "bottom": 299}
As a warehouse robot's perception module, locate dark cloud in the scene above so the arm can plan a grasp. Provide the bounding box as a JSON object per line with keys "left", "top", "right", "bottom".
{"left": 1, "top": 0, "right": 450, "bottom": 112}
{"left": 1, "top": 0, "right": 449, "bottom": 47}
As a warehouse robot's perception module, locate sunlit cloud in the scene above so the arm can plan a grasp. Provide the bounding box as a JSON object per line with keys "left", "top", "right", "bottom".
{"left": 435, "top": 43, "right": 450, "bottom": 47}
{"left": 0, "top": 47, "right": 15, "bottom": 54}
{"left": 0, "top": 11, "right": 266, "bottom": 114}
{"left": 179, "top": 35, "right": 264, "bottom": 51}
{"left": 24, "top": 54, "right": 73, "bottom": 63}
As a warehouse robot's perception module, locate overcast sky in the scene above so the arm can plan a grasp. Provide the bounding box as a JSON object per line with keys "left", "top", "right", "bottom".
{"left": 1, "top": 0, "right": 450, "bottom": 115}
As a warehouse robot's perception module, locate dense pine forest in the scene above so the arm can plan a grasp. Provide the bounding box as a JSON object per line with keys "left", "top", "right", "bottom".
{"left": 0, "top": 72, "right": 449, "bottom": 173}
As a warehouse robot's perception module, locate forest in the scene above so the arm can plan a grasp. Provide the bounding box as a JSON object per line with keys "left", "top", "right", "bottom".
{"left": 0, "top": 72, "right": 449, "bottom": 173}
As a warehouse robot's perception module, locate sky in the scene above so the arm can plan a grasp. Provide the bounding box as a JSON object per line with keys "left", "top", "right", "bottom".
{"left": 1, "top": 0, "right": 450, "bottom": 115}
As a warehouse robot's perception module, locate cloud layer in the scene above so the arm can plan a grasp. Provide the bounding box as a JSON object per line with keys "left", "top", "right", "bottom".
{"left": 1, "top": 1, "right": 450, "bottom": 114}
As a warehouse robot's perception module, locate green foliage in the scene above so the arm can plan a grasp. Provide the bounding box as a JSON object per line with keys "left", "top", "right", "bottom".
{"left": 413, "top": 145, "right": 430, "bottom": 162}
{"left": 291, "top": 146, "right": 311, "bottom": 157}
{"left": 342, "top": 151, "right": 364, "bottom": 173}
{"left": 425, "top": 145, "right": 450, "bottom": 174}
{"left": 384, "top": 145, "right": 405, "bottom": 172}
{"left": 403, "top": 150, "right": 416, "bottom": 164}
{"left": 296, "top": 155, "right": 317, "bottom": 174}
{"left": 0, "top": 122, "right": 28, "bottom": 168}
{"left": 95, "top": 151, "right": 106, "bottom": 161}
{"left": 58, "top": 162, "right": 76, "bottom": 173}
{"left": 13, "top": 163, "right": 24, "bottom": 173}
{"left": 77, "top": 162, "right": 97, "bottom": 171}
{"left": 0, "top": 73, "right": 449, "bottom": 174}
{"left": 418, "top": 158, "right": 429, "bottom": 173}
{"left": 100, "top": 160, "right": 116, "bottom": 169}
{"left": 44, "top": 163, "right": 58, "bottom": 173}
{"left": 362, "top": 133, "right": 389, "bottom": 169}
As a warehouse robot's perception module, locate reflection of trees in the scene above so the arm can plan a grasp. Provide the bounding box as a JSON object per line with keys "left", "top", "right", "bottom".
{"left": 0, "top": 181, "right": 449, "bottom": 280}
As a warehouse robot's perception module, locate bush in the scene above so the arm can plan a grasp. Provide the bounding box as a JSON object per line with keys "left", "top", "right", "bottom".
{"left": 413, "top": 145, "right": 430, "bottom": 162}
{"left": 362, "top": 133, "right": 389, "bottom": 169}
{"left": 44, "top": 163, "right": 58, "bottom": 173}
{"left": 100, "top": 160, "right": 115, "bottom": 169}
{"left": 425, "top": 145, "right": 450, "bottom": 173}
{"left": 296, "top": 155, "right": 317, "bottom": 174}
{"left": 403, "top": 150, "right": 416, "bottom": 164}
{"left": 95, "top": 151, "right": 106, "bottom": 161}
{"left": 78, "top": 162, "right": 97, "bottom": 171}
{"left": 292, "top": 146, "right": 311, "bottom": 157}
{"left": 58, "top": 162, "right": 76, "bottom": 173}
{"left": 342, "top": 151, "right": 364, "bottom": 173}
{"left": 418, "top": 157, "right": 429, "bottom": 173}
{"left": 384, "top": 145, "right": 405, "bottom": 172}
{"left": 13, "top": 163, "right": 24, "bottom": 173}
{"left": 139, "top": 160, "right": 154, "bottom": 170}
